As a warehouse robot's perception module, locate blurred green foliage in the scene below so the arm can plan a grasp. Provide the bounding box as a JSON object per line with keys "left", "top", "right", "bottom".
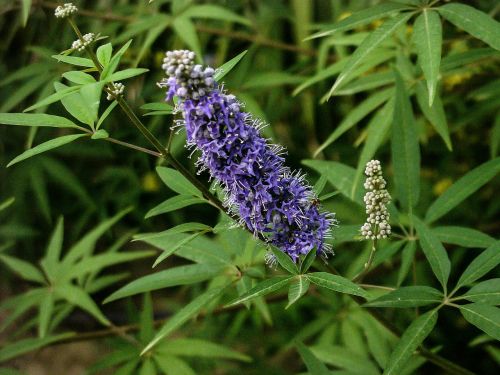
{"left": 0, "top": 0, "right": 499, "bottom": 374}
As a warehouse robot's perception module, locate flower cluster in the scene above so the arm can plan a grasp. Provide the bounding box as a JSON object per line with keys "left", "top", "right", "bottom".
{"left": 54, "top": 3, "right": 78, "bottom": 18}
{"left": 107, "top": 82, "right": 125, "bottom": 101}
{"left": 160, "top": 50, "right": 335, "bottom": 261}
{"left": 71, "top": 33, "right": 95, "bottom": 51}
{"left": 360, "top": 160, "right": 391, "bottom": 240}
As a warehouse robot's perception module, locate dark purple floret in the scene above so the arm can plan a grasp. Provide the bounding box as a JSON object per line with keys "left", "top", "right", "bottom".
{"left": 159, "top": 50, "right": 336, "bottom": 261}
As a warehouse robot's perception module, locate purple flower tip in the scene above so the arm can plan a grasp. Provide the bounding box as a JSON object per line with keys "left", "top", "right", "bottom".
{"left": 160, "top": 50, "right": 336, "bottom": 261}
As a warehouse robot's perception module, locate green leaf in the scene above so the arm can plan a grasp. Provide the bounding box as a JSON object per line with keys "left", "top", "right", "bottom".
{"left": 415, "top": 82, "right": 451, "bottom": 150}
{"left": 286, "top": 276, "right": 310, "bottom": 309}
{"left": 172, "top": 16, "right": 202, "bottom": 61}
{"left": 391, "top": 69, "right": 421, "bottom": 211}
{"left": 366, "top": 286, "right": 443, "bottom": 308}
{"left": 300, "top": 248, "right": 317, "bottom": 274}
{"left": 314, "top": 88, "right": 393, "bottom": 156}
{"left": 96, "top": 43, "right": 113, "bottom": 67}
{"left": 459, "top": 304, "right": 500, "bottom": 341}
{"left": 309, "top": 345, "right": 380, "bottom": 375}
{"left": 106, "top": 68, "right": 149, "bottom": 82}
{"left": 142, "top": 287, "right": 225, "bottom": 354}
{"left": 145, "top": 195, "right": 207, "bottom": 218}
{"left": 413, "top": 10, "right": 442, "bottom": 106}
{"left": 307, "top": 2, "right": 410, "bottom": 39}
{"left": 397, "top": 241, "right": 417, "bottom": 286}
{"left": 55, "top": 284, "right": 110, "bottom": 326}
{"left": 156, "top": 338, "right": 252, "bottom": 362}
{"left": 7, "top": 134, "right": 87, "bottom": 167}
{"left": 296, "top": 341, "right": 330, "bottom": 375}
{"left": 38, "top": 290, "right": 54, "bottom": 337}
{"left": 270, "top": 247, "right": 299, "bottom": 275}
{"left": 61, "top": 251, "right": 155, "bottom": 281}
{"left": 0, "top": 197, "right": 15, "bottom": 212}
{"left": 328, "top": 13, "right": 412, "bottom": 97}
{"left": 214, "top": 50, "right": 248, "bottom": 82}
{"left": 62, "top": 71, "right": 96, "bottom": 85}
{"left": 156, "top": 166, "right": 203, "bottom": 198}
{"left": 52, "top": 54, "right": 95, "bottom": 68}
{"left": 438, "top": 3, "right": 500, "bottom": 51}
{"left": 462, "top": 279, "right": 500, "bottom": 305}
{"left": 432, "top": 226, "right": 495, "bottom": 249}
{"left": 154, "top": 355, "right": 196, "bottom": 375}
{"left": 134, "top": 222, "right": 211, "bottom": 242}
{"left": 96, "top": 100, "right": 118, "bottom": 129}
{"left": 62, "top": 208, "right": 130, "bottom": 267}
{"left": 383, "top": 309, "right": 438, "bottom": 375}
{"left": 425, "top": 158, "right": 500, "bottom": 223}
{"left": 21, "top": 0, "right": 32, "bottom": 26}
{"left": 0, "top": 254, "right": 45, "bottom": 283}
{"left": 104, "top": 263, "right": 224, "bottom": 303}
{"left": 91, "top": 129, "right": 109, "bottom": 140}
{"left": 413, "top": 216, "right": 451, "bottom": 292}
{"left": 153, "top": 232, "right": 204, "bottom": 267}
{"left": 302, "top": 160, "right": 363, "bottom": 204}
{"left": 140, "top": 102, "right": 174, "bottom": 111}
{"left": 23, "top": 86, "right": 80, "bottom": 112}
{"left": 225, "top": 276, "right": 293, "bottom": 307}
{"left": 0, "top": 333, "right": 73, "bottom": 362}
{"left": 455, "top": 241, "right": 500, "bottom": 290}
{"left": 306, "top": 272, "right": 367, "bottom": 297}
{"left": 139, "top": 293, "right": 154, "bottom": 344}
{"left": 139, "top": 358, "right": 156, "bottom": 375}
{"left": 80, "top": 82, "right": 103, "bottom": 122}
{"left": 53, "top": 82, "right": 95, "bottom": 126}
{"left": 183, "top": 4, "right": 251, "bottom": 25}
{"left": 102, "top": 40, "right": 132, "bottom": 80}
{"left": 0, "top": 113, "right": 79, "bottom": 128}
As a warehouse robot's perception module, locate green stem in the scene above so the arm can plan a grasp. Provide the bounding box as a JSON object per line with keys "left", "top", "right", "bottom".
{"left": 352, "top": 238, "right": 377, "bottom": 282}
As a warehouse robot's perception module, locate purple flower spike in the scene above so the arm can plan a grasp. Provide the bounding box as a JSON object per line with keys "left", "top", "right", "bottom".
{"left": 159, "top": 50, "right": 336, "bottom": 261}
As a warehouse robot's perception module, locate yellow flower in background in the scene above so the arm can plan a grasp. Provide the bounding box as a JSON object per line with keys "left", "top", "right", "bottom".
{"left": 142, "top": 172, "right": 160, "bottom": 192}
{"left": 433, "top": 178, "right": 453, "bottom": 196}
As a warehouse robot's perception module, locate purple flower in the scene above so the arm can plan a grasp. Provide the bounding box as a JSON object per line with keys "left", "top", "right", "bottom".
{"left": 159, "top": 50, "right": 335, "bottom": 261}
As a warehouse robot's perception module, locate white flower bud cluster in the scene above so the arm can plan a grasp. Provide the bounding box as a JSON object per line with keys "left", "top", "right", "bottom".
{"left": 160, "top": 50, "right": 215, "bottom": 100}
{"left": 71, "top": 33, "right": 95, "bottom": 51}
{"left": 55, "top": 3, "right": 78, "bottom": 18}
{"left": 106, "top": 83, "right": 125, "bottom": 100}
{"left": 360, "top": 160, "right": 391, "bottom": 240}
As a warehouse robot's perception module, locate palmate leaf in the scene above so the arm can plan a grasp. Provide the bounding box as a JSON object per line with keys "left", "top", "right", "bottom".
{"left": 0, "top": 333, "right": 73, "bottom": 362}
{"left": 462, "top": 279, "right": 500, "bottom": 305}
{"left": 104, "top": 263, "right": 225, "bottom": 303}
{"left": 142, "top": 287, "right": 226, "bottom": 354}
{"left": 391, "top": 70, "right": 420, "bottom": 212}
{"left": 328, "top": 12, "right": 413, "bottom": 98}
{"left": 296, "top": 341, "right": 330, "bottom": 375}
{"left": 96, "top": 43, "right": 112, "bottom": 68}
{"left": 286, "top": 276, "right": 310, "bottom": 309}
{"left": 156, "top": 338, "right": 252, "bottom": 362}
{"left": 383, "top": 309, "right": 438, "bottom": 375}
{"left": 310, "top": 345, "right": 380, "bottom": 375}
{"left": 425, "top": 158, "right": 500, "bottom": 223}
{"left": 154, "top": 355, "right": 195, "bottom": 375}
{"left": 413, "top": 216, "right": 451, "bottom": 292}
{"left": 214, "top": 50, "right": 248, "bottom": 82}
{"left": 365, "top": 286, "right": 443, "bottom": 308}
{"left": 7, "top": 133, "right": 87, "bottom": 167}
{"left": 156, "top": 167, "right": 203, "bottom": 198}
{"left": 134, "top": 222, "right": 211, "bottom": 242}
{"left": 0, "top": 254, "right": 45, "bottom": 283}
{"left": 145, "top": 195, "right": 207, "bottom": 218}
{"left": 432, "top": 226, "right": 495, "bottom": 249}
{"left": 438, "top": 3, "right": 500, "bottom": 51}
{"left": 306, "top": 272, "right": 367, "bottom": 297}
{"left": 270, "top": 247, "right": 299, "bottom": 275}
{"left": 455, "top": 241, "right": 500, "bottom": 290}
{"left": 225, "top": 276, "right": 293, "bottom": 307}
{"left": 55, "top": 284, "right": 110, "bottom": 326}
{"left": 307, "top": 2, "right": 410, "bottom": 40}
{"left": 459, "top": 304, "right": 500, "bottom": 341}
{"left": 0, "top": 113, "right": 80, "bottom": 128}
{"left": 412, "top": 9, "right": 442, "bottom": 106}
{"left": 105, "top": 68, "right": 149, "bottom": 82}
{"left": 314, "top": 88, "right": 393, "bottom": 156}
{"left": 172, "top": 16, "right": 202, "bottom": 63}
{"left": 183, "top": 4, "right": 251, "bottom": 26}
